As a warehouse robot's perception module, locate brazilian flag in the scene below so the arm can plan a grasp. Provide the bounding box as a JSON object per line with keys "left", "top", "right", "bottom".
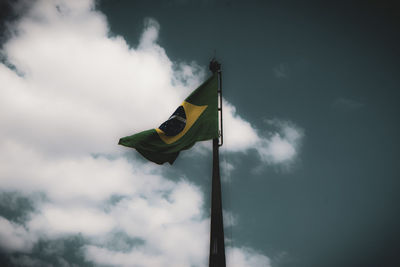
{"left": 118, "top": 74, "right": 218, "bottom": 164}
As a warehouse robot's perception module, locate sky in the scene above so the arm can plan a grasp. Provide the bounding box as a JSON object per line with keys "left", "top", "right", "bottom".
{"left": 0, "top": 0, "right": 399, "bottom": 266}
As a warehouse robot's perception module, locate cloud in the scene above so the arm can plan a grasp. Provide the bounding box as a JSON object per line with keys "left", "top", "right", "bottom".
{"left": 221, "top": 159, "right": 235, "bottom": 182}
{"left": 226, "top": 247, "right": 271, "bottom": 267}
{"left": 222, "top": 102, "right": 303, "bottom": 168}
{"left": 0, "top": 0, "right": 301, "bottom": 265}
{"left": 257, "top": 119, "right": 304, "bottom": 165}
{"left": 223, "top": 210, "right": 238, "bottom": 227}
{"left": 0, "top": 216, "right": 35, "bottom": 252}
{"left": 78, "top": 180, "right": 210, "bottom": 267}
{"left": 222, "top": 100, "right": 260, "bottom": 152}
{"left": 10, "top": 255, "right": 54, "bottom": 267}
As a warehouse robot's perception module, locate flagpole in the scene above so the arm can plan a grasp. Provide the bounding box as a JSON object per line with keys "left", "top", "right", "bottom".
{"left": 209, "top": 58, "right": 226, "bottom": 267}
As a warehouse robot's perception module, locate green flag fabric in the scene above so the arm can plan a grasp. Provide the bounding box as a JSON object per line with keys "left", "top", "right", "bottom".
{"left": 118, "top": 74, "right": 219, "bottom": 164}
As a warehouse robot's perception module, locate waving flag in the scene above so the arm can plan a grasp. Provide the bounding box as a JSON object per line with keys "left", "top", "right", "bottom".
{"left": 119, "top": 74, "right": 218, "bottom": 164}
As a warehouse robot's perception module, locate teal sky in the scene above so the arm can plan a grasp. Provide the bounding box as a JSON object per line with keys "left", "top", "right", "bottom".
{"left": 99, "top": 1, "right": 400, "bottom": 266}
{"left": 1, "top": 0, "right": 399, "bottom": 266}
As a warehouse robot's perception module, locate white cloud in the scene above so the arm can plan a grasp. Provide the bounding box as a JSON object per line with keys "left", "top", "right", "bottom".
{"left": 226, "top": 246, "right": 272, "bottom": 267}
{"left": 222, "top": 101, "right": 303, "bottom": 168}
{"left": 221, "top": 159, "right": 235, "bottom": 182}
{"left": 223, "top": 210, "right": 238, "bottom": 227}
{"left": 28, "top": 204, "right": 115, "bottom": 237}
{"left": 0, "top": 0, "right": 302, "bottom": 265}
{"left": 256, "top": 119, "right": 304, "bottom": 165}
{"left": 0, "top": 216, "right": 35, "bottom": 252}
{"left": 222, "top": 99, "right": 260, "bottom": 151}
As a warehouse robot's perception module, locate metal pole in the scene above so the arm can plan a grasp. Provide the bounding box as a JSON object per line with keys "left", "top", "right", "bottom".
{"left": 209, "top": 58, "right": 226, "bottom": 267}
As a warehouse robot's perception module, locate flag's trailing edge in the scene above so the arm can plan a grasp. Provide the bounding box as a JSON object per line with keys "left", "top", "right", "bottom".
{"left": 118, "top": 73, "right": 218, "bottom": 164}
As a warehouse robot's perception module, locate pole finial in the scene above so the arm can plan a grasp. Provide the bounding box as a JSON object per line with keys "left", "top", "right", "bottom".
{"left": 209, "top": 58, "right": 221, "bottom": 74}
